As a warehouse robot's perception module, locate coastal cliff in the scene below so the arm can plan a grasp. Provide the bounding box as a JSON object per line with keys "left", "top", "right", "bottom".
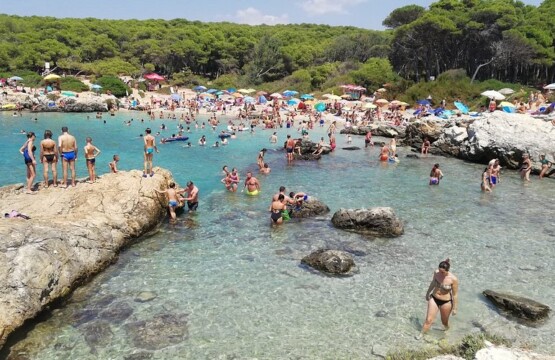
{"left": 403, "top": 112, "right": 555, "bottom": 172}
{"left": 0, "top": 168, "right": 176, "bottom": 349}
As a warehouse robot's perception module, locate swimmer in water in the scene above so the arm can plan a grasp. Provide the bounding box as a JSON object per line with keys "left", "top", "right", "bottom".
{"left": 429, "top": 163, "right": 444, "bottom": 185}
{"left": 481, "top": 167, "right": 492, "bottom": 192}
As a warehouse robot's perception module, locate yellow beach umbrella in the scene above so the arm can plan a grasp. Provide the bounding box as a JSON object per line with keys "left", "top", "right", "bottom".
{"left": 237, "top": 89, "right": 250, "bottom": 94}
{"left": 43, "top": 74, "right": 61, "bottom": 81}
{"left": 498, "top": 101, "right": 515, "bottom": 108}
{"left": 232, "top": 92, "right": 244, "bottom": 98}
{"left": 323, "top": 94, "right": 341, "bottom": 100}
{"left": 375, "top": 99, "right": 389, "bottom": 106}
{"left": 364, "top": 103, "right": 377, "bottom": 109}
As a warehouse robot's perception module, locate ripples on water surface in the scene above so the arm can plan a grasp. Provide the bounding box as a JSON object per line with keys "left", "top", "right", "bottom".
{"left": 1, "top": 112, "right": 554, "bottom": 359}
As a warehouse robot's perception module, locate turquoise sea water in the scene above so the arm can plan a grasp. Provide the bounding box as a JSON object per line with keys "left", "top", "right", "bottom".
{"left": 1, "top": 112, "right": 554, "bottom": 359}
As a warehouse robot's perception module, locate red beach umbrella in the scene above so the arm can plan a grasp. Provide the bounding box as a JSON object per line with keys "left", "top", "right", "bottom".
{"left": 144, "top": 73, "right": 165, "bottom": 81}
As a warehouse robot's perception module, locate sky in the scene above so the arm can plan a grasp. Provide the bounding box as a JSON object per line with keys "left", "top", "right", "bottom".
{"left": 1, "top": 0, "right": 544, "bottom": 30}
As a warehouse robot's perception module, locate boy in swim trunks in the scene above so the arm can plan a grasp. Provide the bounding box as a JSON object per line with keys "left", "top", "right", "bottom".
{"left": 58, "top": 126, "right": 78, "bottom": 188}
{"left": 84, "top": 137, "right": 101, "bottom": 183}
{"left": 153, "top": 182, "right": 185, "bottom": 222}
{"left": 109, "top": 155, "right": 119, "bottom": 173}
{"left": 143, "top": 128, "right": 159, "bottom": 177}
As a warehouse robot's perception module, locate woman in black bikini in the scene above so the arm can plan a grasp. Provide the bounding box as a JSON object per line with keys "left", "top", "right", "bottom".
{"left": 417, "top": 259, "right": 459, "bottom": 339}
{"left": 270, "top": 194, "right": 286, "bottom": 225}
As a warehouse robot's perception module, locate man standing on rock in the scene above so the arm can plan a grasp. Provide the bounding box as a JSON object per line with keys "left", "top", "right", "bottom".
{"left": 58, "top": 126, "right": 78, "bottom": 188}
{"left": 143, "top": 128, "right": 159, "bottom": 177}
{"left": 285, "top": 135, "right": 295, "bottom": 161}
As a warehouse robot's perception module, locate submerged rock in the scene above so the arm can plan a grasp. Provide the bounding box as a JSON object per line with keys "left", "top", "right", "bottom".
{"left": 125, "top": 313, "right": 189, "bottom": 350}
{"left": 135, "top": 292, "right": 158, "bottom": 303}
{"left": 99, "top": 301, "right": 134, "bottom": 324}
{"left": 331, "top": 207, "right": 404, "bottom": 237}
{"left": 301, "top": 249, "right": 356, "bottom": 275}
{"left": 0, "top": 168, "right": 177, "bottom": 349}
{"left": 342, "top": 146, "right": 361, "bottom": 150}
{"left": 289, "top": 198, "right": 330, "bottom": 219}
{"left": 81, "top": 320, "right": 113, "bottom": 354}
{"left": 483, "top": 289, "right": 550, "bottom": 321}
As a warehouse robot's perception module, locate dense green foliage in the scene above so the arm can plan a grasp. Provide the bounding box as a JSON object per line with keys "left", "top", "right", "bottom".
{"left": 59, "top": 76, "right": 89, "bottom": 92}
{"left": 95, "top": 76, "right": 129, "bottom": 97}
{"left": 387, "top": 0, "right": 555, "bottom": 84}
{"left": 0, "top": 0, "right": 553, "bottom": 95}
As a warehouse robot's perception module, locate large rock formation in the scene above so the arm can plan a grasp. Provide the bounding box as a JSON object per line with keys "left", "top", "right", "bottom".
{"left": 301, "top": 249, "right": 356, "bottom": 275}
{"left": 289, "top": 197, "right": 330, "bottom": 219}
{"left": 340, "top": 123, "right": 406, "bottom": 138}
{"left": 0, "top": 168, "right": 177, "bottom": 349}
{"left": 331, "top": 207, "right": 404, "bottom": 237}
{"left": 475, "top": 341, "right": 555, "bottom": 360}
{"left": 404, "top": 113, "right": 555, "bottom": 172}
{"left": 482, "top": 290, "right": 551, "bottom": 322}
{"left": 2, "top": 92, "right": 110, "bottom": 112}
{"left": 282, "top": 139, "right": 331, "bottom": 160}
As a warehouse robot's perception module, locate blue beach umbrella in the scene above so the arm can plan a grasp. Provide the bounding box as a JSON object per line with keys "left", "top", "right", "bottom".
{"left": 417, "top": 99, "right": 431, "bottom": 106}
{"left": 288, "top": 98, "right": 300, "bottom": 106}
{"left": 206, "top": 88, "right": 218, "bottom": 94}
{"left": 9, "top": 76, "right": 23, "bottom": 81}
{"left": 171, "top": 93, "right": 182, "bottom": 101}
{"left": 283, "top": 90, "right": 298, "bottom": 97}
{"left": 227, "top": 88, "right": 237, "bottom": 93}
{"left": 258, "top": 96, "right": 268, "bottom": 104}
{"left": 314, "top": 102, "right": 326, "bottom": 112}
{"left": 215, "top": 91, "right": 224, "bottom": 96}
{"left": 91, "top": 84, "right": 102, "bottom": 90}
{"left": 193, "top": 85, "right": 207, "bottom": 92}
{"left": 300, "top": 94, "right": 314, "bottom": 100}
{"left": 244, "top": 96, "right": 256, "bottom": 103}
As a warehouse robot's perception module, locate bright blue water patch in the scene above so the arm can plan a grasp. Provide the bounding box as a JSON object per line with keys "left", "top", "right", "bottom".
{"left": 1, "top": 112, "right": 555, "bottom": 359}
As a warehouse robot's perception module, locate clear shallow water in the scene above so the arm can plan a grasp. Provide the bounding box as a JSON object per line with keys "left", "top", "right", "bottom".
{"left": 1, "top": 112, "right": 555, "bottom": 359}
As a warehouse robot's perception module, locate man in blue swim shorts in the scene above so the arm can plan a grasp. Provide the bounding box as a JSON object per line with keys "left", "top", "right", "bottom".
{"left": 153, "top": 182, "right": 185, "bottom": 222}
{"left": 143, "top": 128, "right": 159, "bottom": 177}
{"left": 58, "top": 126, "right": 78, "bottom": 188}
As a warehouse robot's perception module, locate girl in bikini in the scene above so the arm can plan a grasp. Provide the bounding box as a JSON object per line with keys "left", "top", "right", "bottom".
{"left": 417, "top": 259, "right": 459, "bottom": 339}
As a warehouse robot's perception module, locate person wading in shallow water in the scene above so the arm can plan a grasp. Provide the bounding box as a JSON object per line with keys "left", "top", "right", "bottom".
{"left": 416, "top": 259, "right": 459, "bottom": 340}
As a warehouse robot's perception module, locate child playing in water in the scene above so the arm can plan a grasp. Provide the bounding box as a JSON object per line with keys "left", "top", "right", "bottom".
{"left": 84, "top": 137, "right": 101, "bottom": 183}
{"left": 109, "top": 154, "right": 119, "bottom": 173}
{"left": 153, "top": 182, "right": 185, "bottom": 222}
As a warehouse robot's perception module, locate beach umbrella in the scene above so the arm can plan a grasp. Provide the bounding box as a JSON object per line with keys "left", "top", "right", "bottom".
{"left": 375, "top": 99, "right": 389, "bottom": 105}
{"left": 232, "top": 92, "right": 243, "bottom": 98}
{"left": 91, "top": 84, "right": 102, "bottom": 90}
{"left": 304, "top": 100, "right": 316, "bottom": 105}
{"left": 364, "top": 103, "right": 377, "bottom": 109}
{"left": 498, "top": 101, "right": 515, "bottom": 108}
{"left": 246, "top": 88, "right": 256, "bottom": 94}
{"left": 390, "top": 100, "right": 401, "bottom": 106}
{"left": 288, "top": 98, "right": 300, "bottom": 106}
{"left": 322, "top": 94, "right": 341, "bottom": 100}
{"left": 8, "top": 76, "right": 23, "bottom": 81}
{"left": 258, "top": 96, "right": 267, "bottom": 104}
{"left": 215, "top": 91, "right": 224, "bottom": 96}
{"left": 237, "top": 89, "right": 250, "bottom": 94}
{"left": 481, "top": 90, "right": 505, "bottom": 100}
{"left": 244, "top": 96, "right": 256, "bottom": 103}
{"left": 300, "top": 94, "right": 314, "bottom": 100}
{"left": 171, "top": 93, "right": 182, "bottom": 101}
{"left": 199, "top": 92, "right": 215, "bottom": 98}
{"left": 205, "top": 88, "right": 217, "bottom": 94}
{"left": 270, "top": 93, "right": 283, "bottom": 99}
{"left": 544, "top": 83, "right": 555, "bottom": 90}
{"left": 314, "top": 102, "right": 326, "bottom": 112}
{"left": 43, "top": 74, "right": 60, "bottom": 81}
{"left": 256, "top": 91, "right": 268, "bottom": 96}
{"left": 227, "top": 88, "right": 237, "bottom": 93}
{"left": 416, "top": 99, "right": 431, "bottom": 105}
{"left": 193, "top": 85, "right": 207, "bottom": 92}
{"left": 498, "top": 88, "right": 515, "bottom": 95}
{"left": 143, "top": 73, "right": 165, "bottom": 81}
{"left": 283, "top": 90, "right": 298, "bottom": 97}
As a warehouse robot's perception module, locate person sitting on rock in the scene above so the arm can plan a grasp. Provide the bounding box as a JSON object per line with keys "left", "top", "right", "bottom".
{"left": 289, "top": 191, "right": 308, "bottom": 210}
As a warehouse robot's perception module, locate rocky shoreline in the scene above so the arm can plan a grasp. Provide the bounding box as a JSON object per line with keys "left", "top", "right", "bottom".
{"left": 0, "top": 168, "right": 177, "bottom": 349}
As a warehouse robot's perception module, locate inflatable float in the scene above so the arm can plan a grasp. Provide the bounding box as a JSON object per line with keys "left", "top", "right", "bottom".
{"left": 161, "top": 136, "right": 189, "bottom": 144}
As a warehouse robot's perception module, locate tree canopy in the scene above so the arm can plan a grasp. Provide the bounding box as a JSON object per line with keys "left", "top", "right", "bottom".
{"left": 0, "top": 0, "right": 553, "bottom": 92}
